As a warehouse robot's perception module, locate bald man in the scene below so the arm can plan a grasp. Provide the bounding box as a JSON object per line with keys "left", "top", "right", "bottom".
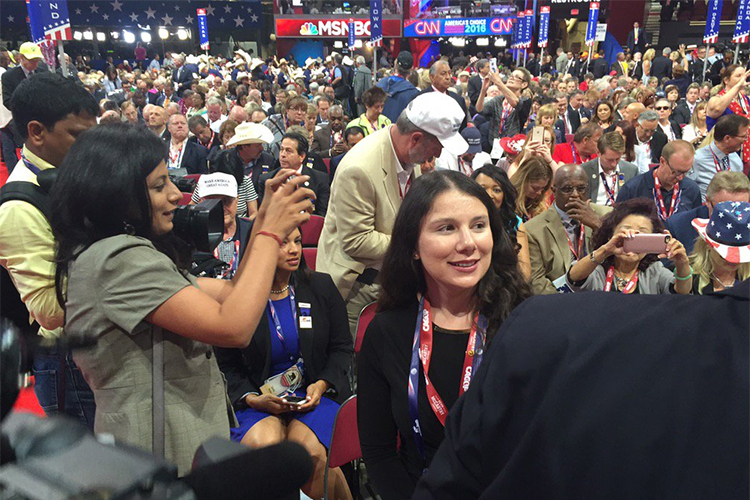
{"left": 416, "top": 59, "right": 469, "bottom": 130}
{"left": 525, "top": 164, "right": 612, "bottom": 294}
{"left": 148, "top": 105, "right": 169, "bottom": 141}
{"left": 228, "top": 105, "right": 248, "bottom": 124}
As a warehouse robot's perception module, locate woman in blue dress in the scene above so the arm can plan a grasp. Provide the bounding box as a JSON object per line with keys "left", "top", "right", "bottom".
{"left": 215, "top": 227, "right": 354, "bottom": 500}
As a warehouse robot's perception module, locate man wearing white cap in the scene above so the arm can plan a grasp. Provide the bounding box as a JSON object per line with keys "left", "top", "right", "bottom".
{"left": 2, "top": 42, "right": 44, "bottom": 170}
{"left": 318, "top": 92, "right": 469, "bottom": 335}
{"left": 226, "top": 121, "right": 276, "bottom": 193}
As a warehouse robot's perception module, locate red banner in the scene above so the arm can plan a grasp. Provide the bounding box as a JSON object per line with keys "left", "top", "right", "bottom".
{"left": 275, "top": 17, "right": 402, "bottom": 38}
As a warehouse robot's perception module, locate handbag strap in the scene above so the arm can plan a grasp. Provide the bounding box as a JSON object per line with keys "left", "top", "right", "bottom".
{"left": 152, "top": 326, "right": 165, "bottom": 459}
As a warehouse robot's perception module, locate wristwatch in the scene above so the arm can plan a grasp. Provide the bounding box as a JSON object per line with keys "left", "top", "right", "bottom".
{"left": 589, "top": 249, "right": 603, "bottom": 265}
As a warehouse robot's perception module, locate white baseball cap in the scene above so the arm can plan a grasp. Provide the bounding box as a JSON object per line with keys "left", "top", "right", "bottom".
{"left": 404, "top": 93, "right": 468, "bottom": 156}
{"left": 196, "top": 173, "right": 238, "bottom": 199}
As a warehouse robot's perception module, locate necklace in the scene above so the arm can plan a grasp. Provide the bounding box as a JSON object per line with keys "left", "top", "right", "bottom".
{"left": 271, "top": 284, "right": 290, "bottom": 294}
{"left": 711, "top": 273, "right": 735, "bottom": 289}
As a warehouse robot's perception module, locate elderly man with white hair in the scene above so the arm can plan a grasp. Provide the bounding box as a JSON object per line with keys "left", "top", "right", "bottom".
{"left": 171, "top": 54, "right": 193, "bottom": 97}
{"left": 352, "top": 55, "right": 372, "bottom": 115}
{"left": 206, "top": 96, "right": 227, "bottom": 133}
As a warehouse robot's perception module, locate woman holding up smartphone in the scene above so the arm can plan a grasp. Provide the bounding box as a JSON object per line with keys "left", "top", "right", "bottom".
{"left": 51, "top": 123, "right": 315, "bottom": 476}
{"left": 214, "top": 225, "right": 354, "bottom": 500}
{"left": 566, "top": 199, "right": 691, "bottom": 294}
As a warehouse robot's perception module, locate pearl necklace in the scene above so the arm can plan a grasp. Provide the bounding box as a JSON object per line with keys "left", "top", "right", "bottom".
{"left": 270, "top": 284, "right": 290, "bottom": 294}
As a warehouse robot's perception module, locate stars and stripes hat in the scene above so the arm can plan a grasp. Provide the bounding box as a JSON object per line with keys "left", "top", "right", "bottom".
{"left": 692, "top": 201, "right": 750, "bottom": 264}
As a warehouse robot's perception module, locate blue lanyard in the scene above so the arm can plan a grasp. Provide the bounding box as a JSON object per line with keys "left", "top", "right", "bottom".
{"left": 406, "top": 296, "right": 487, "bottom": 474}
{"left": 267, "top": 286, "right": 297, "bottom": 353}
{"left": 21, "top": 154, "right": 42, "bottom": 176}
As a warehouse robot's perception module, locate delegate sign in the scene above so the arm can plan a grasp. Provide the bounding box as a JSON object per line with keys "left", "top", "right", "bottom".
{"left": 404, "top": 17, "right": 514, "bottom": 37}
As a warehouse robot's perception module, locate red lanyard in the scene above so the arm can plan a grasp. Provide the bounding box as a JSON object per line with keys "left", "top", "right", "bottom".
{"left": 168, "top": 142, "right": 184, "bottom": 168}
{"left": 653, "top": 169, "right": 680, "bottom": 221}
{"left": 604, "top": 266, "right": 639, "bottom": 293}
{"left": 600, "top": 170, "right": 623, "bottom": 206}
{"left": 458, "top": 157, "right": 473, "bottom": 176}
{"left": 399, "top": 174, "right": 412, "bottom": 199}
{"left": 566, "top": 223, "right": 585, "bottom": 260}
{"left": 709, "top": 145, "right": 729, "bottom": 173}
{"left": 200, "top": 131, "right": 215, "bottom": 149}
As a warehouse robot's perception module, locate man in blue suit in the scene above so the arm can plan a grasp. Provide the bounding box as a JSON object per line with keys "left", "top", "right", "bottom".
{"left": 666, "top": 171, "right": 750, "bottom": 254}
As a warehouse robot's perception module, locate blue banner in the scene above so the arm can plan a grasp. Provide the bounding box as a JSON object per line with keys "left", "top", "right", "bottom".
{"left": 585, "top": 2, "right": 599, "bottom": 46}
{"left": 197, "top": 8, "right": 209, "bottom": 50}
{"left": 29, "top": 0, "right": 72, "bottom": 41}
{"left": 538, "top": 6, "right": 550, "bottom": 48}
{"left": 523, "top": 9, "right": 533, "bottom": 48}
{"left": 403, "top": 17, "right": 514, "bottom": 38}
{"left": 25, "top": 0, "right": 46, "bottom": 44}
{"left": 512, "top": 12, "right": 522, "bottom": 49}
{"left": 348, "top": 19, "right": 356, "bottom": 49}
{"left": 734, "top": 0, "right": 749, "bottom": 43}
{"left": 370, "top": 0, "right": 383, "bottom": 47}
{"left": 704, "top": 0, "right": 723, "bottom": 44}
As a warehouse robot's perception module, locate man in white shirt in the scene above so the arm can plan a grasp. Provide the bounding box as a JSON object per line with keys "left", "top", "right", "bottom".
{"left": 206, "top": 96, "right": 227, "bottom": 134}
{"left": 633, "top": 110, "right": 666, "bottom": 173}
{"left": 581, "top": 132, "right": 639, "bottom": 206}
{"left": 436, "top": 127, "right": 492, "bottom": 175}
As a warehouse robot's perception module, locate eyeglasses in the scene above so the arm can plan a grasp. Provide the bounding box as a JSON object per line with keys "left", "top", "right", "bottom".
{"left": 655, "top": 106, "right": 670, "bottom": 111}
{"left": 557, "top": 185, "right": 588, "bottom": 195}
{"left": 665, "top": 159, "right": 690, "bottom": 179}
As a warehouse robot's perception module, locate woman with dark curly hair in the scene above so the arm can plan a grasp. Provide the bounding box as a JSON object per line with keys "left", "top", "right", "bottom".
{"left": 357, "top": 171, "right": 532, "bottom": 500}
{"left": 471, "top": 165, "right": 531, "bottom": 279}
{"left": 566, "top": 198, "right": 691, "bottom": 294}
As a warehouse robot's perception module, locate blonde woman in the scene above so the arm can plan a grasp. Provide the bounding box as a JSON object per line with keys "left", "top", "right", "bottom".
{"left": 690, "top": 201, "right": 750, "bottom": 294}
{"left": 681, "top": 101, "right": 708, "bottom": 147}
{"left": 508, "top": 125, "right": 558, "bottom": 178}
{"left": 510, "top": 156, "right": 553, "bottom": 222}
{"left": 641, "top": 48, "right": 656, "bottom": 84}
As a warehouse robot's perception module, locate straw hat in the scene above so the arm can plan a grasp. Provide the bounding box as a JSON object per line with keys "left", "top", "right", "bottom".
{"left": 226, "top": 122, "right": 275, "bottom": 148}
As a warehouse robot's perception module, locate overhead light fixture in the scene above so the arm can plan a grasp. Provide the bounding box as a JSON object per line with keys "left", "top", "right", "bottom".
{"left": 333, "top": 41, "right": 343, "bottom": 48}
{"left": 110, "top": 31, "right": 120, "bottom": 39}
{"left": 494, "top": 37, "right": 507, "bottom": 47}
{"left": 96, "top": 32, "right": 106, "bottom": 42}
{"left": 141, "top": 32, "right": 152, "bottom": 43}
{"left": 449, "top": 37, "right": 466, "bottom": 47}
{"left": 83, "top": 30, "right": 94, "bottom": 40}
{"left": 476, "top": 37, "right": 489, "bottom": 46}
{"left": 177, "top": 28, "right": 188, "bottom": 40}
{"left": 159, "top": 28, "right": 169, "bottom": 39}
{"left": 123, "top": 31, "right": 136, "bottom": 44}
{"left": 73, "top": 31, "right": 83, "bottom": 41}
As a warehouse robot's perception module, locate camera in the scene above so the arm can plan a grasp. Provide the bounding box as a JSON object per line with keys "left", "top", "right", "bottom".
{"left": 173, "top": 199, "right": 224, "bottom": 253}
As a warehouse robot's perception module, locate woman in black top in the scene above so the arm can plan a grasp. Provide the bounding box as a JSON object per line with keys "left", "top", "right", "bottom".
{"left": 357, "top": 171, "right": 532, "bottom": 500}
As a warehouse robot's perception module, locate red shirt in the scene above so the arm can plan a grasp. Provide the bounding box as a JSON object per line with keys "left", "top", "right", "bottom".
{"left": 552, "top": 142, "right": 598, "bottom": 165}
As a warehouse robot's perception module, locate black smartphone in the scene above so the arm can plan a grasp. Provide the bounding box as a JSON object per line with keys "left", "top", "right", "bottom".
{"left": 284, "top": 395, "right": 306, "bottom": 404}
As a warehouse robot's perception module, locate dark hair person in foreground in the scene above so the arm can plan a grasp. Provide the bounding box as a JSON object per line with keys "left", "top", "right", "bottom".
{"left": 358, "top": 171, "right": 531, "bottom": 500}
{"left": 411, "top": 281, "right": 749, "bottom": 500}
{"left": 50, "top": 123, "right": 314, "bottom": 475}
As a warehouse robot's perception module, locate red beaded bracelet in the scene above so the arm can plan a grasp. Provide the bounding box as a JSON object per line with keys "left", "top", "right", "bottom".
{"left": 258, "top": 231, "right": 283, "bottom": 247}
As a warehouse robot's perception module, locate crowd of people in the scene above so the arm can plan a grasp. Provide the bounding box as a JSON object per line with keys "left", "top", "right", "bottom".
{"left": 0, "top": 32, "right": 748, "bottom": 500}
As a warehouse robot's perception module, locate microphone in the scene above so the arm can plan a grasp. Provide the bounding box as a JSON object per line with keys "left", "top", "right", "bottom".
{"left": 184, "top": 438, "right": 313, "bottom": 500}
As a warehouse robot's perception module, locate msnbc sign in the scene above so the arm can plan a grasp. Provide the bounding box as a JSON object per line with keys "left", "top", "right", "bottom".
{"left": 275, "top": 18, "right": 402, "bottom": 38}
{"left": 403, "top": 17, "right": 514, "bottom": 37}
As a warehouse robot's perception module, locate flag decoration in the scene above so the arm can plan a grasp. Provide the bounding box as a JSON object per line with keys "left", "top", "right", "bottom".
{"left": 585, "top": 2, "right": 599, "bottom": 46}
{"left": 522, "top": 9, "right": 534, "bottom": 48}
{"left": 25, "top": 0, "right": 57, "bottom": 69}
{"left": 348, "top": 19, "right": 356, "bottom": 50}
{"left": 2, "top": 1, "right": 262, "bottom": 32}
{"left": 513, "top": 11, "right": 524, "bottom": 50}
{"left": 28, "top": 0, "right": 72, "bottom": 41}
{"left": 370, "top": 0, "right": 383, "bottom": 48}
{"left": 197, "top": 8, "right": 209, "bottom": 50}
{"left": 734, "top": 0, "right": 749, "bottom": 44}
{"left": 704, "top": 0, "right": 723, "bottom": 44}
{"left": 538, "top": 6, "right": 550, "bottom": 48}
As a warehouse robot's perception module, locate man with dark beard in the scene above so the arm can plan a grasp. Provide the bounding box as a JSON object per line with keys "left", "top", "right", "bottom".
{"left": 317, "top": 92, "right": 469, "bottom": 335}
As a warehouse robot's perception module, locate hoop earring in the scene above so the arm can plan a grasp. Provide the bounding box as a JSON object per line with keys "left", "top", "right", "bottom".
{"left": 123, "top": 221, "right": 135, "bottom": 235}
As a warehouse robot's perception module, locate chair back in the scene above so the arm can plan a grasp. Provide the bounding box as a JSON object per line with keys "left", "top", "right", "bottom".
{"left": 322, "top": 157, "right": 331, "bottom": 175}
{"left": 302, "top": 247, "right": 317, "bottom": 271}
{"left": 327, "top": 396, "right": 361, "bottom": 469}
{"left": 355, "top": 302, "right": 378, "bottom": 354}
{"left": 301, "top": 214, "right": 325, "bottom": 246}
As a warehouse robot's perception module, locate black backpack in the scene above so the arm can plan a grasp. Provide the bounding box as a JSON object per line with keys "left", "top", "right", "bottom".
{"left": 0, "top": 181, "right": 51, "bottom": 340}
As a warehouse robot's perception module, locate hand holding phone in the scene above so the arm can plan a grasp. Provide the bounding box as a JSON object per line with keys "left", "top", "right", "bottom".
{"left": 489, "top": 57, "right": 498, "bottom": 74}
{"left": 283, "top": 395, "right": 307, "bottom": 405}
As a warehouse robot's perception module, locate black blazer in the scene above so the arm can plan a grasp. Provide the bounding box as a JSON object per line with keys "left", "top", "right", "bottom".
{"left": 418, "top": 86, "right": 468, "bottom": 131}
{"left": 171, "top": 65, "right": 193, "bottom": 97}
{"left": 650, "top": 127, "right": 668, "bottom": 163}
{"left": 630, "top": 60, "right": 644, "bottom": 80}
{"left": 2, "top": 66, "right": 30, "bottom": 108}
{"left": 610, "top": 61, "right": 627, "bottom": 77}
{"left": 591, "top": 58, "right": 609, "bottom": 79}
{"left": 174, "top": 140, "right": 209, "bottom": 174}
{"left": 243, "top": 150, "right": 276, "bottom": 194}
{"left": 311, "top": 125, "right": 337, "bottom": 158}
{"left": 651, "top": 56, "right": 673, "bottom": 81}
{"left": 627, "top": 28, "right": 648, "bottom": 54}
{"left": 567, "top": 105, "right": 582, "bottom": 134}
{"left": 189, "top": 133, "right": 221, "bottom": 156}
{"left": 258, "top": 164, "right": 330, "bottom": 217}
{"left": 672, "top": 100, "right": 693, "bottom": 126}
{"left": 412, "top": 282, "right": 750, "bottom": 500}
{"left": 467, "top": 75, "right": 483, "bottom": 108}
{"left": 214, "top": 272, "right": 353, "bottom": 409}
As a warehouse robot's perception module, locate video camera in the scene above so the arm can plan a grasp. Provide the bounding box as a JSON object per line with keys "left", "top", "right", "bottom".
{"left": 0, "top": 320, "right": 313, "bottom": 500}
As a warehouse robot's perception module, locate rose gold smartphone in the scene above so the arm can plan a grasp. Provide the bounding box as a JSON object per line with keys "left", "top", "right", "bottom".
{"left": 621, "top": 234, "right": 671, "bottom": 254}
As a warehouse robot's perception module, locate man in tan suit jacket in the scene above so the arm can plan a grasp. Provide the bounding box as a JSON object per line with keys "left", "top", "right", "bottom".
{"left": 526, "top": 164, "right": 613, "bottom": 295}
{"left": 317, "top": 92, "right": 469, "bottom": 334}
